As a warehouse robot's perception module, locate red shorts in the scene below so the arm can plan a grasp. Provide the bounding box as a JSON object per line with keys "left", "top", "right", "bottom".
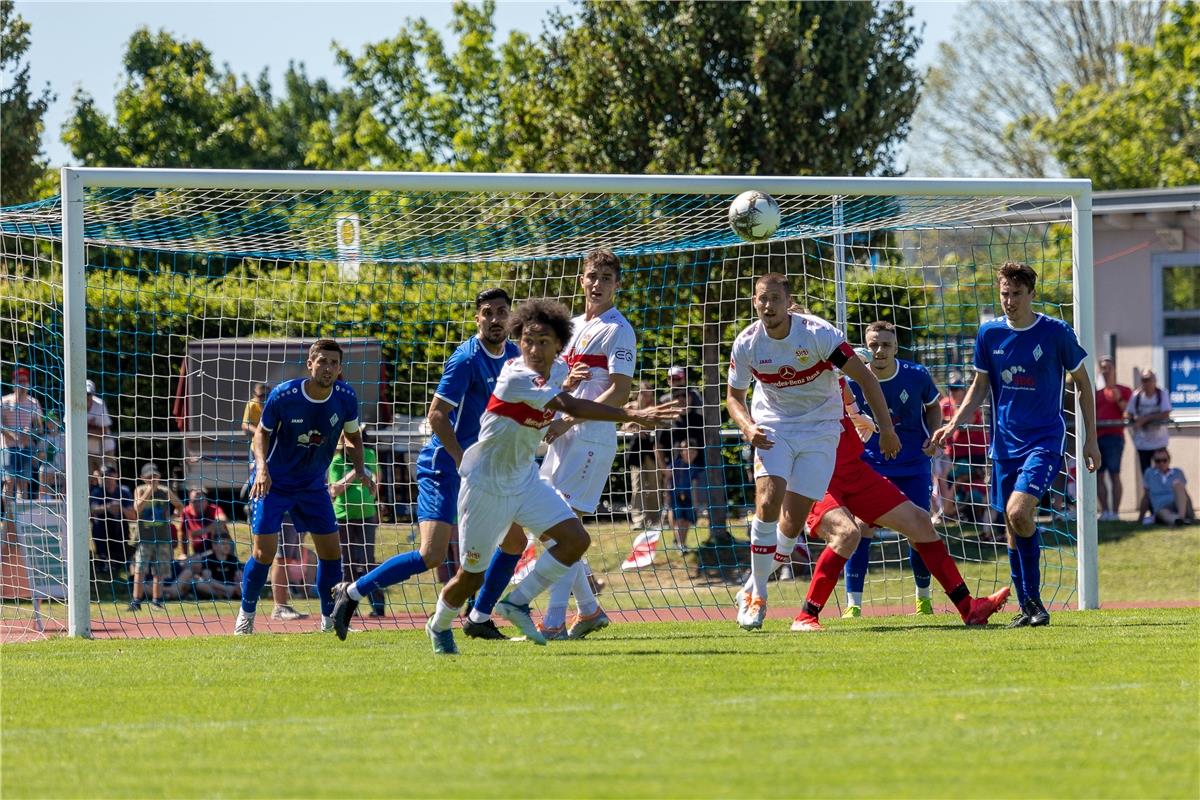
{"left": 805, "top": 456, "right": 908, "bottom": 534}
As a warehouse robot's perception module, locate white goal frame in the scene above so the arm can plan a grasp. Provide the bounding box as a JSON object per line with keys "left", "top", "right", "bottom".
{"left": 59, "top": 167, "right": 1098, "bottom": 637}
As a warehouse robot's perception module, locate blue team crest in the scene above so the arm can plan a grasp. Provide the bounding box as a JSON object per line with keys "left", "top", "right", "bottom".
{"left": 899, "top": 389, "right": 910, "bottom": 404}
{"left": 1033, "top": 344, "right": 1044, "bottom": 361}
{"left": 329, "top": 413, "right": 339, "bottom": 427}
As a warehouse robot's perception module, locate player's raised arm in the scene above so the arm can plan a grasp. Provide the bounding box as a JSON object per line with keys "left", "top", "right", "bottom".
{"left": 1070, "top": 364, "right": 1102, "bottom": 473}
{"left": 931, "top": 370, "right": 989, "bottom": 448}
{"left": 549, "top": 392, "right": 679, "bottom": 428}
{"left": 839, "top": 355, "right": 899, "bottom": 458}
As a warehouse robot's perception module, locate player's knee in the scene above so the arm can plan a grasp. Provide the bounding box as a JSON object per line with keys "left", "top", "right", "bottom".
{"left": 419, "top": 546, "right": 444, "bottom": 570}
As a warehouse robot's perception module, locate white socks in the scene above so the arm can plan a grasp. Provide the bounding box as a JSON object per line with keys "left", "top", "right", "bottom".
{"left": 749, "top": 517, "right": 779, "bottom": 599}
{"left": 347, "top": 582, "right": 364, "bottom": 601}
{"left": 507, "top": 551, "right": 571, "bottom": 606}
{"left": 430, "top": 597, "right": 459, "bottom": 632}
{"left": 572, "top": 561, "right": 599, "bottom": 616}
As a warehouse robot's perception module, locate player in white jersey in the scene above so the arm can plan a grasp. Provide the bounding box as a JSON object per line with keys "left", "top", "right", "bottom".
{"left": 535, "top": 249, "right": 635, "bottom": 639}
{"left": 423, "top": 299, "right": 679, "bottom": 654}
{"left": 726, "top": 273, "right": 898, "bottom": 630}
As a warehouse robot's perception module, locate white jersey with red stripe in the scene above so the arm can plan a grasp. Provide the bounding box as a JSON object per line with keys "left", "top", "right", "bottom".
{"left": 459, "top": 357, "right": 569, "bottom": 494}
{"left": 728, "top": 312, "right": 854, "bottom": 427}
{"left": 562, "top": 307, "right": 636, "bottom": 443}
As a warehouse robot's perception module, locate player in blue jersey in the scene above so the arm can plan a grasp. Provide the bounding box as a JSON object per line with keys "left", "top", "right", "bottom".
{"left": 329, "top": 288, "right": 528, "bottom": 641}
{"left": 932, "top": 262, "right": 1099, "bottom": 628}
{"left": 844, "top": 321, "right": 943, "bottom": 616}
{"left": 235, "top": 339, "right": 375, "bottom": 635}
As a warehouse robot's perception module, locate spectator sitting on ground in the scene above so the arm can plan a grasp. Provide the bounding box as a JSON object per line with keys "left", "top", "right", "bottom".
{"left": 180, "top": 489, "right": 228, "bottom": 556}
{"left": 128, "top": 463, "right": 184, "bottom": 611}
{"left": 88, "top": 464, "right": 134, "bottom": 577}
{"left": 1095, "top": 356, "right": 1132, "bottom": 521}
{"left": 1141, "top": 449, "right": 1196, "bottom": 527}
{"left": 196, "top": 533, "right": 242, "bottom": 600}
{"left": 2, "top": 367, "right": 44, "bottom": 501}
{"left": 1129, "top": 369, "right": 1172, "bottom": 474}
{"left": 85, "top": 379, "right": 116, "bottom": 473}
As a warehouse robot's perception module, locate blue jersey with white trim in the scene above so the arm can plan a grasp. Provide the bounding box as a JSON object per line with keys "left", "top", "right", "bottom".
{"left": 423, "top": 336, "right": 520, "bottom": 465}
{"left": 973, "top": 314, "right": 1087, "bottom": 460}
{"left": 849, "top": 359, "right": 939, "bottom": 477}
{"left": 259, "top": 378, "right": 359, "bottom": 491}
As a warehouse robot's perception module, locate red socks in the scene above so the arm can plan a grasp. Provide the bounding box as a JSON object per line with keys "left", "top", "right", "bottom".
{"left": 804, "top": 547, "right": 848, "bottom": 614}
{"left": 912, "top": 540, "right": 972, "bottom": 618}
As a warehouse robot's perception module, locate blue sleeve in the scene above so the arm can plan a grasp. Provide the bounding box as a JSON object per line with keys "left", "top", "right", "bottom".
{"left": 433, "top": 347, "right": 472, "bottom": 408}
{"left": 121, "top": 487, "right": 134, "bottom": 508}
{"left": 1058, "top": 324, "right": 1087, "bottom": 372}
{"left": 89, "top": 488, "right": 102, "bottom": 509}
{"left": 259, "top": 388, "right": 282, "bottom": 431}
{"left": 972, "top": 327, "right": 990, "bottom": 373}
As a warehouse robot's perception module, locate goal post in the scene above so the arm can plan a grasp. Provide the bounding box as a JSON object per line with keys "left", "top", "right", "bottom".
{"left": 1, "top": 168, "right": 1097, "bottom": 641}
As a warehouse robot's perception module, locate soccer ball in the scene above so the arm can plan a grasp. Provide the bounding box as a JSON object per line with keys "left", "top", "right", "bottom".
{"left": 728, "top": 190, "right": 781, "bottom": 242}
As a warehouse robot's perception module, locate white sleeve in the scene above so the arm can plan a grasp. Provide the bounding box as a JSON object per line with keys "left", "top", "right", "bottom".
{"left": 815, "top": 320, "right": 847, "bottom": 362}
{"left": 606, "top": 324, "right": 637, "bottom": 378}
{"left": 728, "top": 336, "right": 752, "bottom": 391}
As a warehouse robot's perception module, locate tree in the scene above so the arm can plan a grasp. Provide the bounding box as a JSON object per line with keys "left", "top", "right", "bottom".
{"left": 62, "top": 28, "right": 336, "bottom": 169}
{"left": 513, "top": 1, "right": 922, "bottom": 176}
{"left": 1032, "top": 1, "right": 1199, "bottom": 189}
{"left": 909, "top": 1, "right": 1165, "bottom": 177}
{"left": 305, "top": 0, "right": 538, "bottom": 171}
{"left": 1, "top": 0, "right": 54, "bottom": 205}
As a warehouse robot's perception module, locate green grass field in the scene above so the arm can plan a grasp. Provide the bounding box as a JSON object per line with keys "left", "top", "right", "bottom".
{"left": 3, "top": 610, "right": 1198, "bottom": 799}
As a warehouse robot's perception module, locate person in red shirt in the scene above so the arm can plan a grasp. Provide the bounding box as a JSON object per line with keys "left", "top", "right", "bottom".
{"left": 179, "top": 489, "right": 229, "bottom": 555}
{"left": 1094, "top": 356, "right": 1132, "bottom": 521}
{"left": 934, "top": 373, "right": 989, "bottom": 523}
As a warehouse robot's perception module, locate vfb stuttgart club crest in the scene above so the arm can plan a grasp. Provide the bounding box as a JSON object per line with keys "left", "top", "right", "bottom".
{"left": 795, "top": 348, "right": 811, "bottom": 365}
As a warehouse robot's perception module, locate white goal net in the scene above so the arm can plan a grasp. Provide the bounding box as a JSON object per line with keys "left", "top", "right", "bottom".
{"left": 0, "top": 170, "right": 1096, "bottom": 640}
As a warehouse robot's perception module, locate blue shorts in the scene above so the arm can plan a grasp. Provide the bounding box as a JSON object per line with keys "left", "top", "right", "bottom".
{"left": 1097, "top": 436, "right": 1125, "bottom": 474}
{"left": 885, "top": 472, "right": 933, "bottom": 512}
{"left": 416, "top": 448, "right": 459, "bottom": 525}
{"left": 671, "top": 490, "right": 697, "bottom": 524}
{"left": 250, "top": 485, "right": 338, "bottom": 537}
{"left": 3, "top": 447, "right": 34, "bottom": 484}
{"left": 990, "top": 450, "right": 1063, "bottom": 513}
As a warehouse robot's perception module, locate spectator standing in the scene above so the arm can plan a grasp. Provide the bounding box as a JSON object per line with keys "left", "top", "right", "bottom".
{"left": 128, "top": 463, "right": 184, "bottom": 611}
{"left": 88, "top": 464, "right": 134, "bottom": 576}
{"left": 241, "top": 383, "right": 269, "bottom": 438}
{"left": 1129, "top": 369, "right": 1172, "bottom": 473}
{"left": 39, "top": 409, "right": 64, "bottom": 499}
{"left": 2, "top": 367, "right": 44, "bottom": 501}
{"left": 658, "top": 366, "right": 707, "bottom": 515}
{"left": 329, "top": 432, "right": 385, "bottom": 617}
{"left": 668, "top": 442, "right": 699, "bottom": 551}
{"left": 935, "top": 372, "right": 989, "bottom": 523}
{"left": 196, "top": 533, "right": 242, "bottom": 600}
{"left": 1141, "top": 449, "right": 1196, "bottom": 526}
{"left": 85, "top": 379, "right": 115, "bottom": 472}
{"left": 1094, "top": 356, "right": 1132, "bottom": 521}
{"left": 180, "top": 489, "right": 229, "bottom": 555}
{"left": 622, "top": 380, "right": 664, "bottom": 532}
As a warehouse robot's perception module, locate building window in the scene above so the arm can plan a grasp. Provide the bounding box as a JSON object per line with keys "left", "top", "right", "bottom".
{"left": 1162, "top": 264, "right": 1200, "bottom": 337}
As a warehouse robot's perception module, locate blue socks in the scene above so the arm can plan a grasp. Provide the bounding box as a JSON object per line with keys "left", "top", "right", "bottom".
{"left": 1014, "top": 530, "right": 1043, "bottom": 605}
{"left": 473, "top": 550, "right": 522, "bottom": 616}
{"left": 354, "top": 551, "right": 428, "bottom": 596}
{"left": 909, "top": 548, "right": 932, "bottom": 590}
{"left": 240, "top": 556, "right": 271, "bottom": 614}
{"left": 316, "top": 558, "right": 342, "bottom": 617}
{"left": 844, "top": 537, "right": 871, "bottom": 594}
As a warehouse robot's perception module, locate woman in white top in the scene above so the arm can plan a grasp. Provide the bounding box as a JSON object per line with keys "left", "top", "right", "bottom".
{"left": 1128, "top": 369, "right": 1172, "bottom": 473}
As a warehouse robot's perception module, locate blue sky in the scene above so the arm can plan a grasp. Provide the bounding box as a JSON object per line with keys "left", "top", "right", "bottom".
{"left": 17, "top": 0, "right": 961, "bottom": 168}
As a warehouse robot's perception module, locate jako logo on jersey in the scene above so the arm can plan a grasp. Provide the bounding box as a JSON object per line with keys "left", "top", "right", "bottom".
{"left": 757, "top": 359, "right": 773, "bottom": 365}
{"left": 291, "top": 418, "right": 305, "bottom": 423}
{"left": 993, "top": 349, "right": 1006, "bottom": 355}
{"left": 296, "top": 430, "right": 325, "bottom": 447}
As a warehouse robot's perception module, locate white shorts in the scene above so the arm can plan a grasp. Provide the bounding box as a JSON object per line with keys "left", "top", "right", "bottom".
{"left": 539, "top": 427, "right": 617, "bottom": 514}
{"left": 458, "top": 474, "right": 575, "bottom": 573}
{"left": 751, "top": 424, "right": 840, "bottom": 501}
